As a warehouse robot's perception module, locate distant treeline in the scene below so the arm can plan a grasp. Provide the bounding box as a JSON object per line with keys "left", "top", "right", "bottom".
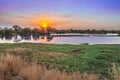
{"left": 55, "top": 29, "right": 120, "bottom": 34}
{"left": 0, "top": 25, "right": 120, "bottom": 38}
{"left": 0, "top": 25, "right": 56, "bottom": 39}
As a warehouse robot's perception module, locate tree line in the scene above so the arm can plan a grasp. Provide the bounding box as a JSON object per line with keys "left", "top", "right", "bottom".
{"left": 0, "top": 25, "right": 56, "bottom": 39}
{"left": 55, "top": 29, "right": 120, "bottom": 34}
{"left": 0, "top": 25, "right": 120, "bottom": 39}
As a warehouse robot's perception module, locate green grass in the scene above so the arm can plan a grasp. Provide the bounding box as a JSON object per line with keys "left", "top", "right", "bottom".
{"left": 0, "top": 43, "right": 120, "bottom": 79}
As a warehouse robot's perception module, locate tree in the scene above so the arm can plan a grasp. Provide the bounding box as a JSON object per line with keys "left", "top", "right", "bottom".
{"left": 4, "top": 28, "right": 13, "bottom": 39}
{"left": 12, "top": 25, "right": 22, "bottom": 35}
{"left": 32, "top": 28, "right": 40, "bottom": 37}
{"left": 19, "top": 28, "right": 31, "bottom": 37}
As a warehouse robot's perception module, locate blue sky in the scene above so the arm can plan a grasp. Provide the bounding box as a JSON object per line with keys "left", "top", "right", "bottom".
{"left": 0, "top": 0, "right": 120, "bottom": 29}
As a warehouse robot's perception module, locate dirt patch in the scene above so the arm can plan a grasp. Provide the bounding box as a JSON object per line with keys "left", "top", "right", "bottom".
{"left": 10, "top": 76, "right": 26, "bottom": 80}
{"left": 33, "top": 52, "right": 68, "bottom": 59}
{"left": 3, "top": 48, "right": 32, "bottom": 56}
{"left": 72, "top": 49, "right": 85, "bottom": 54}
{"left": 113, "top": 51, "right": 120, "bottom": 54}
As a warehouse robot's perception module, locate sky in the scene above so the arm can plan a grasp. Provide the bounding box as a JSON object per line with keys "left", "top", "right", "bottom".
{"left": 0, "top": 0, "right": 120, "bottom": 30}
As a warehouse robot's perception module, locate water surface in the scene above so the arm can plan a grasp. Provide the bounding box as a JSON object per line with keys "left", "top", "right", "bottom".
{"left": 0, "top": 36, "right": 120, "bottom": 45}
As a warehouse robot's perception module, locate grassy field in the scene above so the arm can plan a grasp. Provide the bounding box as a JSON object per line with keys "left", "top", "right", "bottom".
{"left": 0, "top": 43, "right": 120, "bottom": 80}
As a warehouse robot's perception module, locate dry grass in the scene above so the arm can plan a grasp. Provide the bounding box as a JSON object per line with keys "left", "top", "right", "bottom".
{"left": 0, "top": 54, "right": 27, "bottom": 80}
{"left": 0, "top": 54, "right": 99, "bottom": 80}
{"left": 20, "top": 64, "right": 99, "bottom": 80}
{"left": 111, "top": 63, "right": 120, "bottom": 80}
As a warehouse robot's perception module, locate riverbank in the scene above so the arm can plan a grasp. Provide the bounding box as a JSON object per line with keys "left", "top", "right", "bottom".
{"left": 0, "top": 43, "right": 120, "bottom": 80}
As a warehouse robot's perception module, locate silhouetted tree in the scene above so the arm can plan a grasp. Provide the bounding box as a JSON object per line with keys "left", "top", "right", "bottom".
{"left": 12, "top": 25, "right": 22, "bottom": 35}
{"left": 4, "top": 28, "right": 13, "bottom": 39}
{"left": 32, "top": 28, "right": 40, "bottom": 37}
{"left": 19, "top": 28, "right": 31, "bottom": 37}
{"left": 0, "top": 28, "right": 5, "bottom": 39}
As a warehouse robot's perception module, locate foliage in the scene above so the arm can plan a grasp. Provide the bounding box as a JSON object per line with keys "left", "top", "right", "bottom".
{"left": 0, "top": 25, "right": 120, "bottom": 39}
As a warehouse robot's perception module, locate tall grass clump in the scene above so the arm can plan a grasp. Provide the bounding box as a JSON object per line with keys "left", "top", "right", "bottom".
{"left": 0, "top": 54, "right": 99, "bottom": 80}
{"left": 0, "top": 54, "right": 27, "bottom": 80}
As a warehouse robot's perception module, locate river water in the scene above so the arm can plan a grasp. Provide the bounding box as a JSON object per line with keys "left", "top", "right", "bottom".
{"left": 0, "top": 35, "right": 120, "bottom": 45}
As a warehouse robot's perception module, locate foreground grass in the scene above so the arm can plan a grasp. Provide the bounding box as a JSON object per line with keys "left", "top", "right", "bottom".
{"left": 0, "top": 54, "right": 99, "bottom": 80}
{"left": 0, "top": 43, "right": 120, "bottom": 79}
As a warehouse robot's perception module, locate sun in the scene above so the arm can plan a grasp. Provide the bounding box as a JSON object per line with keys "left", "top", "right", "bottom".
{"left": 40, "top": 21, "right": 49, "bottom": 33}
{"left": 41, "top": 22, "right": 48, "bottom": 28}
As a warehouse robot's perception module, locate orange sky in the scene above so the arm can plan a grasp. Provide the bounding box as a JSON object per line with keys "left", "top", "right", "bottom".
{"left": 1, "top": 12, "right": 119, "bottom": 30}
{"left": 0, "top": 0, "right": 120, "bottom": 30}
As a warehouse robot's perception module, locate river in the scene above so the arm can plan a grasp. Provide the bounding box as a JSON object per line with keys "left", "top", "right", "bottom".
{"left": 0, "top": 35, "right": 120, "bottom": 45}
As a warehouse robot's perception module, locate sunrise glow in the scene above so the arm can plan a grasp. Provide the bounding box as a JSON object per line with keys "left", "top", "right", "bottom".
{"left": 41, "top": 22, "right": 48, "bottom": 28}
{"left": 40, "top": 21, "right": 48, "bottom": 33}
{"left": 0, "top": 0, "right": 120, "bottom": 29}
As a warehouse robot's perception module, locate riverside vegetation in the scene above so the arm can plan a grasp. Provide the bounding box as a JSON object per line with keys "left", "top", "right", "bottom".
{"left": 0, "top": 43, "right": 120, "bottom": 80}
{"left": 0, "top": 25, "right": 120, "bottom": 39}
